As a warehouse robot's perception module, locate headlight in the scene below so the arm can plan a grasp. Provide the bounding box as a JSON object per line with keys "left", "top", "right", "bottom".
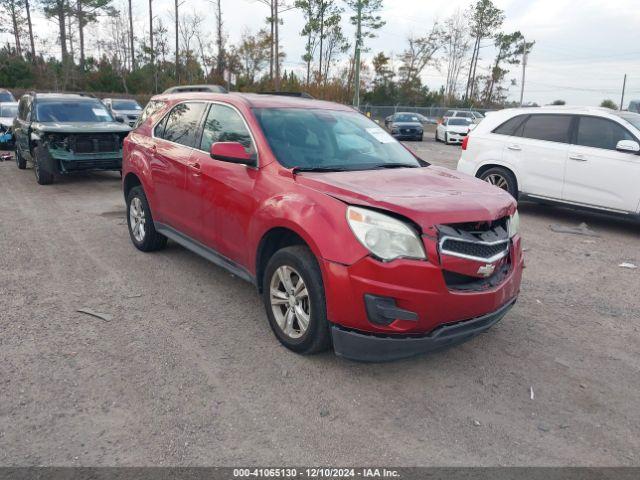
{"left": 508, "top": 210, "right": 520, "bottom": 238}
{"left": 346, "top": 206, "right": 426, "bottom": 261}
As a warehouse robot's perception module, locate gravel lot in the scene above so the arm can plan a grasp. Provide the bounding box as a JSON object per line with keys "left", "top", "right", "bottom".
{"left": 1, "top": 136, "right": 639, "bottom": 466}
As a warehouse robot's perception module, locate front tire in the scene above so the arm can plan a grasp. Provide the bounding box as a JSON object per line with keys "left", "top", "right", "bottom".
{"left": 479, "top": 167, "right": 518, "bottom": 198}
{"left": 262, "top": 245, "right": 331, "bottom": 355}
{"left": 33, "top": 146, "right": 54, "bottom": 185}
{"left": 15, "top": 146, "right": 26, "bottom": 170}
{"left": 126, "top": 185, "right": 168, "bottom": 252}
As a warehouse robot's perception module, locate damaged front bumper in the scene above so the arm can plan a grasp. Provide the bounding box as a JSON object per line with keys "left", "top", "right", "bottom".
{"left": 332, "top": 299, "right": 515, "bottom": 362}
{"left": 49, "top": 148, "right": 123, "bottom": 172}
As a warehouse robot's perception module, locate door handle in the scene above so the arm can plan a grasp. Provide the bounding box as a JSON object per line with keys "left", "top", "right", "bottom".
{"left": 188, "top": 161, "right": 201, "bottom": 170}
{"left": 569, "top": 154, "right": 587, "bottom": 162}
{"left": 507, "top": 145, "right": 521, "bottom": 151}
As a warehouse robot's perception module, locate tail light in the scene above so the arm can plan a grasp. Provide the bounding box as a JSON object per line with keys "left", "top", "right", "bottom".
{"left": 462, "top": 136, "right": 469, "bottom": 150}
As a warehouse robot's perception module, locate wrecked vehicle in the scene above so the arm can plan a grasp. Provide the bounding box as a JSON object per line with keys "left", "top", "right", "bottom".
{"left": 13, "top": 92, "right": 131, "bottom": 185}
{"left": 0, "top": 102, "right": 18, "bottom": 146}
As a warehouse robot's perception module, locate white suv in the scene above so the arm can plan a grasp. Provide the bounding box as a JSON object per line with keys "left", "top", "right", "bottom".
{"left": 457, "top": 107, "right": 640, "bottom": 217}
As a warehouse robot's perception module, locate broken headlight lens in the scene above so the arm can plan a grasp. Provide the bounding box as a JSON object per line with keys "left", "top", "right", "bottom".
{"left": 508, "top": 210, "right": 520, "bottom": 238}
{"left": 346, "top": 206, "right": 426, "bottom": 261}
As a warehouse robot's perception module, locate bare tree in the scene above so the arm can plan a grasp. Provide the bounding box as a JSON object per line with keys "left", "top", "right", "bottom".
{"left": 127, "top": 0, "right": 134, "bottom": 66}
{"left": 397, "top": 23, "right": 442, "bottom": 87}
{"left": 25, "top": 0, "right": 35, "bottom": 56}
{"left": 442, "top": 10, "right": 470, "bottom": 101}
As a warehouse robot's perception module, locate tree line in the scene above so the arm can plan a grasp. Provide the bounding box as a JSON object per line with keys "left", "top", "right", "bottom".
{"left": 0, "top": 0, "right": 533, "bottom": 107}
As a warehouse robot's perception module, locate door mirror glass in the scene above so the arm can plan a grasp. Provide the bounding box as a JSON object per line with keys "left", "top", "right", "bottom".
{"left": 615, "top": 139, "right": 640, "bottom": 153}
{"left": 210, "top": 142, "right": 256, "bottom": 166}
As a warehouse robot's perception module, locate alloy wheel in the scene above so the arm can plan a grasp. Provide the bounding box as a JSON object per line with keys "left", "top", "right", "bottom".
{"left": 485, "top": 173, "right": 509, "bottom": 190}
{"left": 269, "top": 265, "right": 310, "bottom": 339}
{"left": 129, "top": 197, "right": 146, "bottom": 242}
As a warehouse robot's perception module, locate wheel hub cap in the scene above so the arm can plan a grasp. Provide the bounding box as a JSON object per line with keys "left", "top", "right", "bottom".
{"left": 269, "top": 265, "right": 310, "bottom": 339}
{"left": 129, "top": 197, "right": 146, "bottom": 242}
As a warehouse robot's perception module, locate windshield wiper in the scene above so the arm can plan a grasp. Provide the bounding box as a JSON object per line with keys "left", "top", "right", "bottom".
{"left": 291, "top": 165, "right": 350, "bottom": 174}
{"left": 371, "top": 163, "right": 419, "bottom": 169}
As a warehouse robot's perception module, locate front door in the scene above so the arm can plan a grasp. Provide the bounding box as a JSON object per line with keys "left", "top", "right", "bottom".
{"left": 187, "top": 103, "right": 259, "bottom": 268}
{"left": 563, "top": 115, "right": 640, "bottom": 212}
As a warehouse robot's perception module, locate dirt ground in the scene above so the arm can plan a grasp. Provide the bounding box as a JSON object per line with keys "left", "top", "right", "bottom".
{"left": 0, "top": 136, "right": 639, "bottom": 466}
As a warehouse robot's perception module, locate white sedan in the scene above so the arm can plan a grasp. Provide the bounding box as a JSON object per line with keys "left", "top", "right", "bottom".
{"left": 436, "top": 118, "right": 472, "bottom": 145}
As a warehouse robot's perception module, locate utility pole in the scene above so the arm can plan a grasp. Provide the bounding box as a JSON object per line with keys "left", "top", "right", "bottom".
{"left": 352, "top": 0, "right": 362, "bottom": 109}
{"left": 519, "top": 36, "right": 527, "bottom": 107}
{"left": 620, "top": 74, "right": 627, "bottom": 111}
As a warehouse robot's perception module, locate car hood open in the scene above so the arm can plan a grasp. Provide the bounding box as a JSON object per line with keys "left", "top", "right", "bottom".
{"left": 296, "top": 166, "right": 516, "bottom": 229}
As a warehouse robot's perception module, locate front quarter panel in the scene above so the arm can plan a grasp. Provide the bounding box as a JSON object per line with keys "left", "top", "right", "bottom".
{"left": 249, "top": 187, "right": 369, "bottom": 270}
{"left": 123, "top": 133, "right": 158, "bottom": 212}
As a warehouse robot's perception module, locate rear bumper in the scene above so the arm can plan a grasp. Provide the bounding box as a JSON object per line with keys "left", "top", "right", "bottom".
{"left": 332, "top": 299, "right": 515, "bottom": 362}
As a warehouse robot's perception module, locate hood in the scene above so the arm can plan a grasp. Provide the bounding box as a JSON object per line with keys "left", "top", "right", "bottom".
{"left": 391, "top": 121, "right": 422, "bottom": 128}
{"left": 295, "top": 166, "right": 516, "bottom": 230}
{"left": 0, "top": 117, "right": 13, "bottom": 128}
{"left": 33, "top": 121, "right": 132, "bottom": 134}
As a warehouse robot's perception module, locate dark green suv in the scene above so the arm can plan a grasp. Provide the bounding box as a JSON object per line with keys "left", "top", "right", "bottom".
{"left": 13, "top": 92, "right": 132, "bottom": 185}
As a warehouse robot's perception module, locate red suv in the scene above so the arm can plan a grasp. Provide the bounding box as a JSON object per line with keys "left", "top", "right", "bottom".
{"left": 122, "top": 92, "right": 523, "bottom": 361}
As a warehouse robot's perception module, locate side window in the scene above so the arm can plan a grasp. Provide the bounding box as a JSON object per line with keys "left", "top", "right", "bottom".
{"left": 153, "top": 115, "right": 168, "bottom": 138}
{"left": 24, "top": 99, "right": 32, "bottom": 122}
{"left": 161, "top": 102, "right": 207, "bottom": 147}
{"left": 493, "top": 115, "right": 527, "bottom": 136}
{"left": 17, "top": 98, "right": 27, "bottom": 120}
{"left": 134, "top": 100, "right": 165, "bottom": 129}
{"left": 576, "top": 116, "right": 635, "bottom": 151}
{"left": 519, "top": 114, "right": 572, "bottom": 143}
{"left": 199, "top": 104, "right": 255, "bottom": 154}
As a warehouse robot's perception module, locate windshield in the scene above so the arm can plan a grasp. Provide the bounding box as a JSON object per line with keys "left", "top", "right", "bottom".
{"left": 448, "top": 118, "right": 470, "bottom": 126}
{"left": 254, "top": 108, "right": 421, "bottom": 171}
{"left": 0, "top": 104, "right": 18, "bottom": 117}
{"left": 615, "top": 112, "right": 640, "bottom": 130}
{"left": 0, "top": 91, "right": 15, "bottom": 102}
{"left": 112, "top": 100, "right": 142, "bottom": 110}
{"left": 36, "top": 100, "right": 114, "bottom": 123}
{"left": 394, "top": 114, "right": 420, "bottom": 123}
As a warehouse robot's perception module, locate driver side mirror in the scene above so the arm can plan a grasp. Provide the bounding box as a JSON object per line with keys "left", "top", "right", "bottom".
{"left": 210, "top": 142, "right": 257, "bottom": 166}
{"left": 616, "top": 140, "right": 640, "bottom": 154}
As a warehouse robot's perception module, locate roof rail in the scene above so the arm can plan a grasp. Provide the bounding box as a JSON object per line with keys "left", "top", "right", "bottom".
{"left": 163, "top": 84, "right": 228, "bottom": 94}
{"left": 257, "top": 91, "right": 314, "bottom": 99}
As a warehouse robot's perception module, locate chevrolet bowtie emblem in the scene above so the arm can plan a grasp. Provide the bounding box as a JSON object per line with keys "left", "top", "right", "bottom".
{"left": 477, "top": 263, "right": 495, "bottom": 277}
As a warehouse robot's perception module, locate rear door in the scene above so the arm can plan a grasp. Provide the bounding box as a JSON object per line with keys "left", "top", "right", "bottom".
{"left": 563, "top": 115, "right": 640, "bottom": 212}
{"left": 502, "top": 114, "right": 573, "bottom": 199}
{"left": 149, "top": 101, "right": 207, "bottom": 237}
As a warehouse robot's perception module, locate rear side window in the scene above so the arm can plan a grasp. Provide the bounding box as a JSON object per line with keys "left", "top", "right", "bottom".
{"left": 493, "top": 115, "right": 527, "bottom": 135}
{"left": 520, "top": 114, "right": 573, "bottom": 143}
{"left": 135, "top": 100, "right": 165, "bottom": 128}
{"left": 199, "top": 104, "right": 254, "bottom": 153}
{"left": 576, "top": 116, "right": 635, "bottom": 151}
{"left": 158, "top": 102, "right": 207, "bottom": 147}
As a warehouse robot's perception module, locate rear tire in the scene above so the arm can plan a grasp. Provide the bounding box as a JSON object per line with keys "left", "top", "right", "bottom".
{"left": 33, "top": 146, "right": 54, "bottom": 185}
{"left": 15, "top": 146, "right": 26, "bottom": 170}
{"left": 262, "top": 245, "right": 331, "bottom": 355}
{"left": 479, "top": 167, "right": 518, "bottom": 199}
{"left": 126, "top": 185, "right": 168, "bottom": 252}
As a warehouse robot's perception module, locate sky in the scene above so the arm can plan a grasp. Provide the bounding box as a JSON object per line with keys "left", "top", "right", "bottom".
{"left": 9, "top": 0, "right": 640, "bottom": 107}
